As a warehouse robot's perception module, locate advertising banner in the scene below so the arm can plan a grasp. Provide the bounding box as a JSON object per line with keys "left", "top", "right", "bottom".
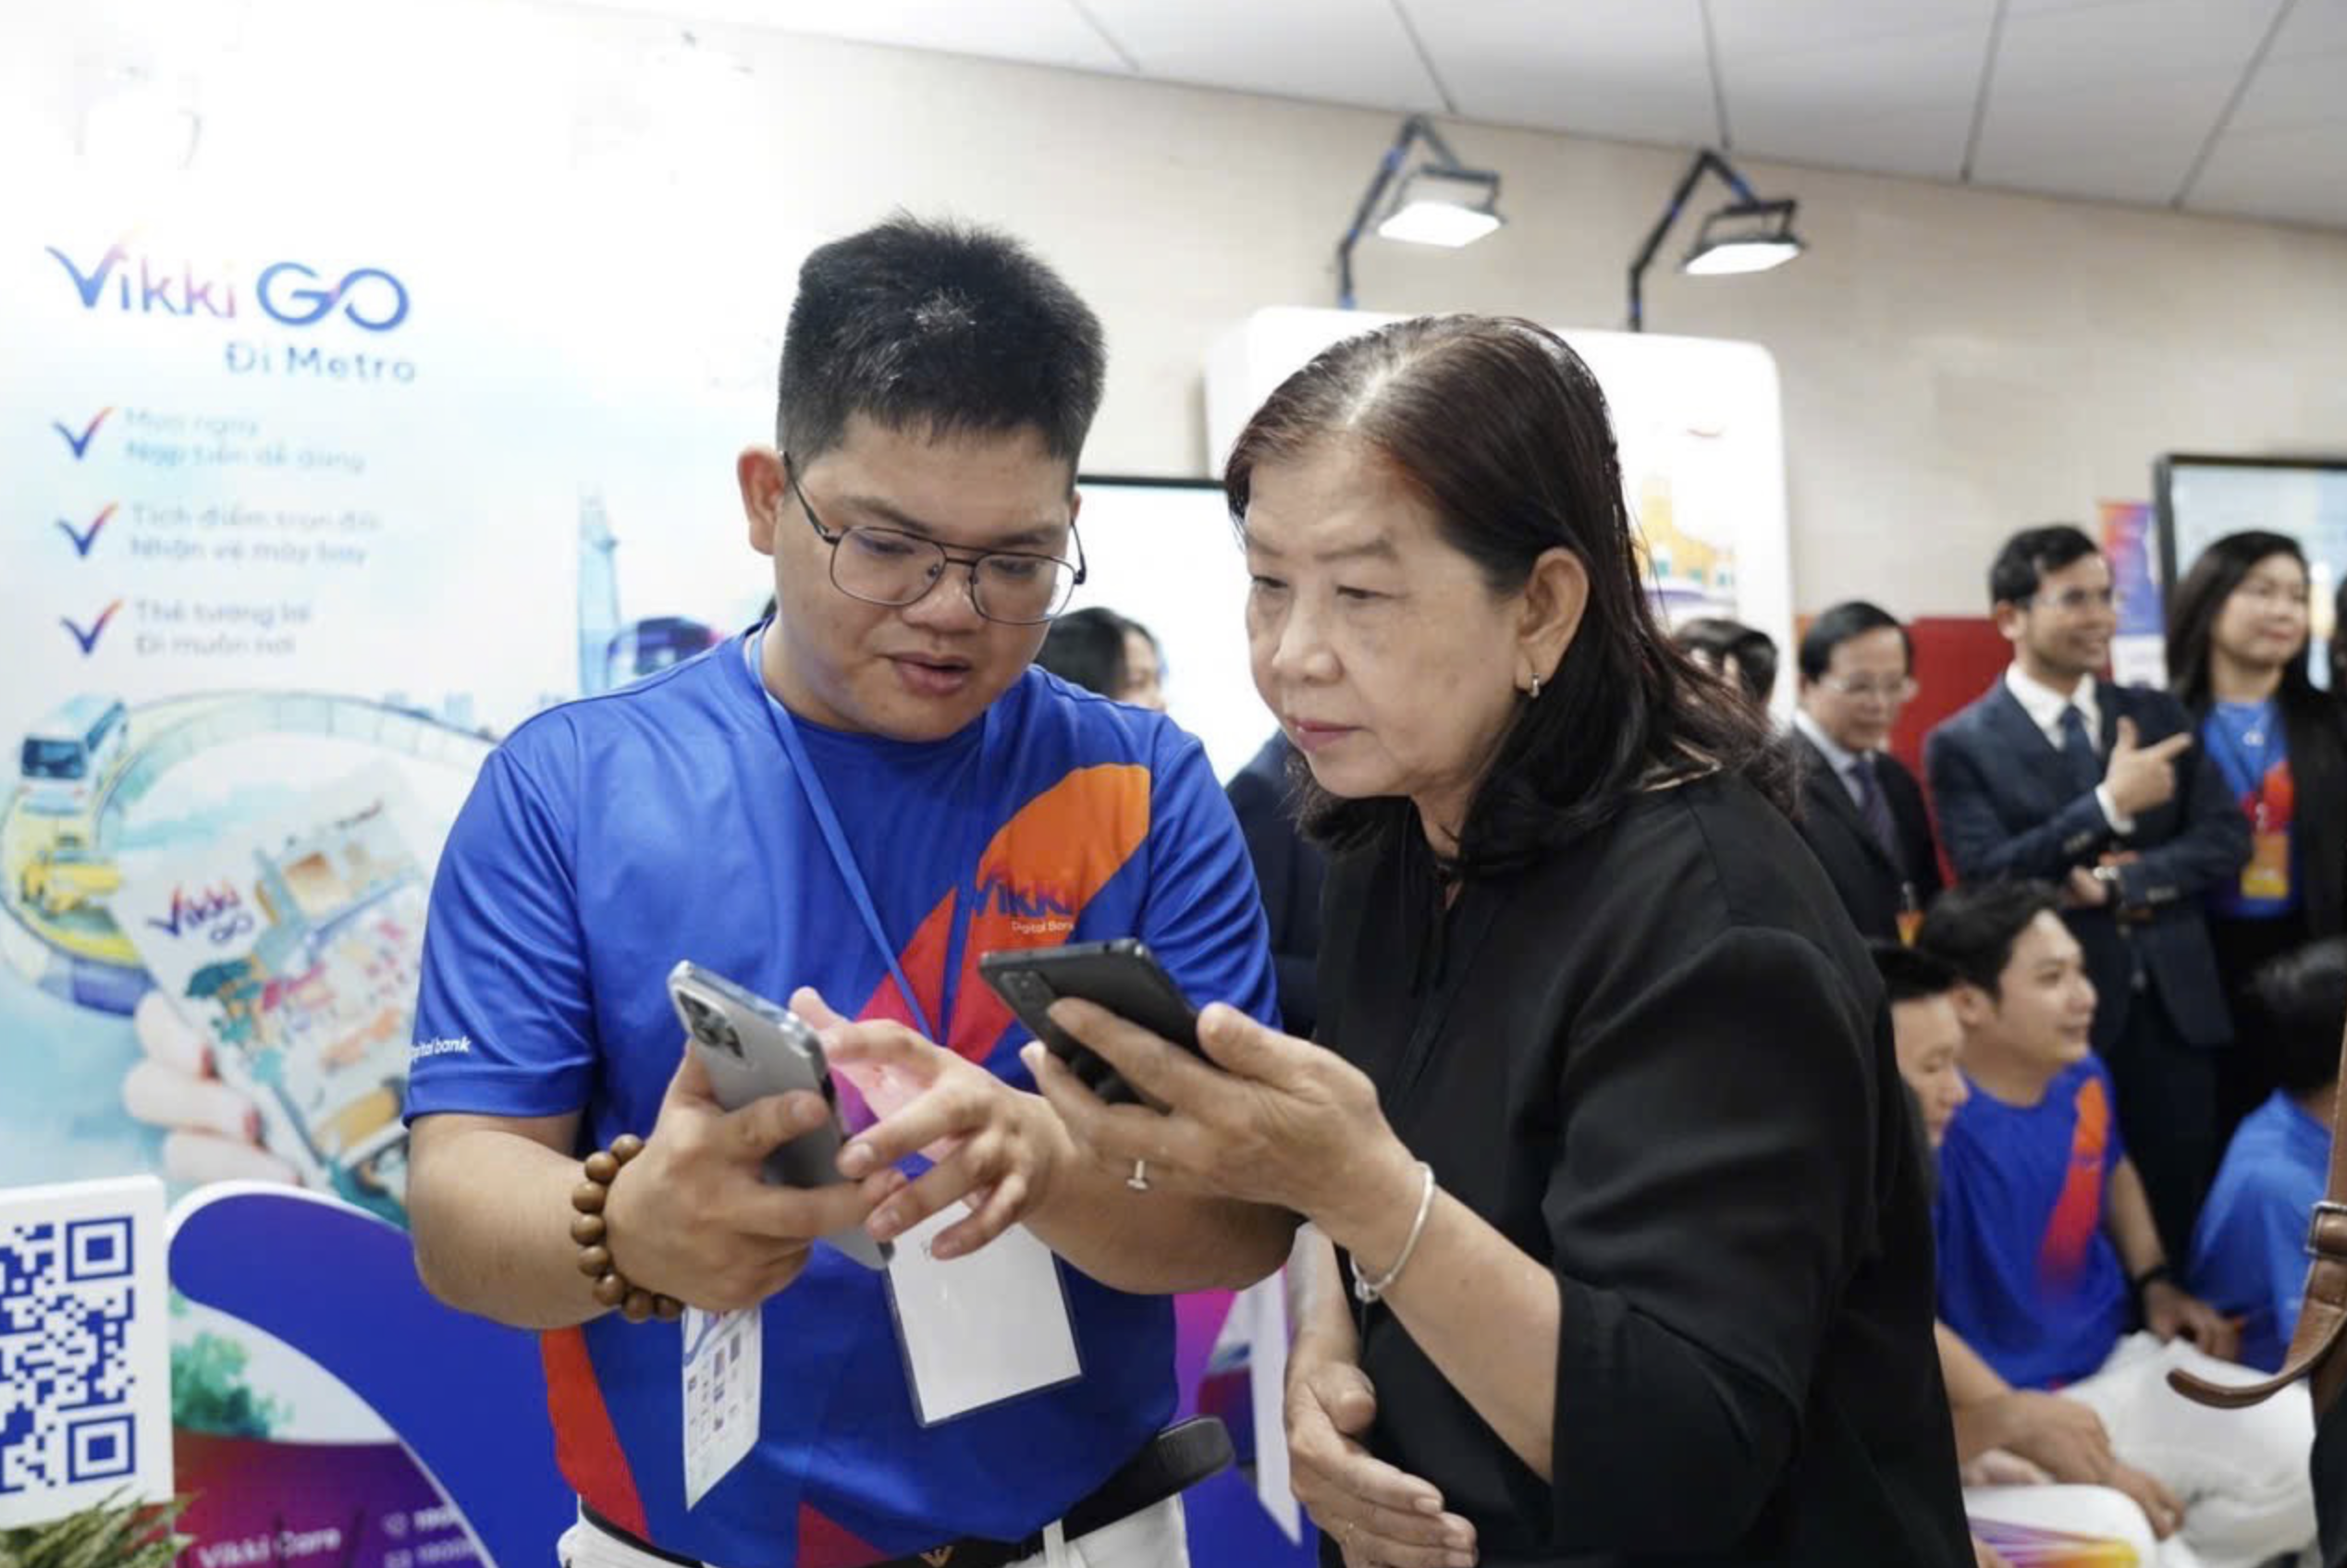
{"left": 1, "top": 181, "right": 1304, "bottom": 1562}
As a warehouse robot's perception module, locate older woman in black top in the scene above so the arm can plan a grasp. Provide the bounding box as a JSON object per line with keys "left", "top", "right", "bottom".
{"left": 1029, "top": 316, "right": 1968, "bottom": 1567}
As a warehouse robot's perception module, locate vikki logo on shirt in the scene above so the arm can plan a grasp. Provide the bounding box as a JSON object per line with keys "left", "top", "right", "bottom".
{"left": 969, "top": 871, "right": 1076, "bottom": 937}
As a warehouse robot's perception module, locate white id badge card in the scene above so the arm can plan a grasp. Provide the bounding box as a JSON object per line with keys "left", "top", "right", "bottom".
{"left": 886, "top": 1208, "right": 1082, "bottom": 1426}
{"left": 682, "top": 1305, "right": 761, "bottom": 1509}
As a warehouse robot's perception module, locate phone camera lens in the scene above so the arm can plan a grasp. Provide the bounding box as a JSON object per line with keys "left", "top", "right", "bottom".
{"left": 681, "top": 995, "right": 741, "bottom": 1054}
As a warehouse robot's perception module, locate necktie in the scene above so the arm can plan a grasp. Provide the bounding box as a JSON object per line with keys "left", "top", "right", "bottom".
{"left": 1849, "top": 755, "right": 1901, "bottom": 866}
{"left": 2058, "top": 704, "right": 2101, "bottom": 795}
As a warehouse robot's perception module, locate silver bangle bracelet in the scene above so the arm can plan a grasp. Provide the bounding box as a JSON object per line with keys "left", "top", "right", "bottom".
{"left": 1350, "top": 1161, "right": 1437, "bottom": 1305}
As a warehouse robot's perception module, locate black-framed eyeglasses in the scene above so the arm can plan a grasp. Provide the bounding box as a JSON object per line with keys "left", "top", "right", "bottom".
{"left": 783, "top": 452, "right": 1086, "bottom": 625}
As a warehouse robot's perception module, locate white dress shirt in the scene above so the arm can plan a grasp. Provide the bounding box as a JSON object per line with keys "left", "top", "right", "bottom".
{"left": 2002, "top": 665, "right": 2133, "bottom": 832}
{"left": 1792, "top": 709, "right": 1870, "bottom": 808}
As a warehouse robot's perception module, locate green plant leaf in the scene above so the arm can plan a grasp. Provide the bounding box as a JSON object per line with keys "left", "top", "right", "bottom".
{"left": 1, "top": 1491, "right": 190, "bottom": 1568}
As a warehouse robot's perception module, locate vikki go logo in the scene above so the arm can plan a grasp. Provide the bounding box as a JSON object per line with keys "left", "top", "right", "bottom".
{"left": 146, "top": 881, "right": 257, "bottom": 945}
{"left": 45, "top": 239, "right": 410, "bottom": 331}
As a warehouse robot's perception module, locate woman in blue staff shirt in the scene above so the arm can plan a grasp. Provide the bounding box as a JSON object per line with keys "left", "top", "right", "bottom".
{"left": 2168, "top": 531, "right": 2347, "bottom": 1134}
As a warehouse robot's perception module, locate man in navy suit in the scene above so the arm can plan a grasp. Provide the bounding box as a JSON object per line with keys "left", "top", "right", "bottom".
{"left": 1926, "top": 524, "right": 2250, "bottom": 1262}
{"left": 1791, "top": 601, "right": 1943, "bottom": 945}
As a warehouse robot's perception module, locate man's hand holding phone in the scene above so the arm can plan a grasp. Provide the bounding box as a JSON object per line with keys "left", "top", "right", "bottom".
{"left": 600, "top": 1044, "right": 903, "bottom": 1315}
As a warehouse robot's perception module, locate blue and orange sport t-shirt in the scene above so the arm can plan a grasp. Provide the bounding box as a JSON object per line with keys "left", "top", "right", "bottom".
{"left": 1932, "top": 1058, "right": 2131, "bottom": 1389}
{"left": 407, "top": 631, "right": 1277, "bottom": 1568}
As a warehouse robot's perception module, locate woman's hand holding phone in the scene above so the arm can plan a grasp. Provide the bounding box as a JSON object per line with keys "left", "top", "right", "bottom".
{"left": 1023, "top": 997, "right": 1415, "bottom": 1233}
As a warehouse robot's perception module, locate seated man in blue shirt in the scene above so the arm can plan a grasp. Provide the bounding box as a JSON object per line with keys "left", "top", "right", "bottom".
{"left": 1920, "top": 881, "right": 2316, "bottom": 1568}
{"left": 402, "top": 217, "right": 1294, "bottom": 1568}
{"left": 1878, "top": 942, "right": 2169, "bottom": 1565}
{"left": 2191, "top": 937, "right": 2347, "bottom": 1373}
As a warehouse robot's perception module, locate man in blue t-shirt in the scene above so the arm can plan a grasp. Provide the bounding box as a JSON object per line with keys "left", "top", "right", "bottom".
{"left": 2192, "top": 937, "right": 2346, "bottom": 1372}
{"left": 403, "top": 219, "right": 1295, "bottom": 1568}
{"left": 1920, "top": 882, "right": 2315, "bottom": 1568}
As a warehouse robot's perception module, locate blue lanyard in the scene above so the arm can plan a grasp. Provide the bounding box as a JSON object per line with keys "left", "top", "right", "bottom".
{"left": 750, "top": 632, "right": 941, "bottom": 1044}
{"left": 2205, "top": 704, "right": 2281, "bottom": 807}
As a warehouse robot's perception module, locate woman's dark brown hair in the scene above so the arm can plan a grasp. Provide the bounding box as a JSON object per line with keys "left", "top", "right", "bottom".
{"left": 1223, "top": 314, "right": 1790, "bottom": 878}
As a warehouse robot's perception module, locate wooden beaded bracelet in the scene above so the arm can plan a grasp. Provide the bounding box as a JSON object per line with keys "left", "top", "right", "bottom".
{"left": 571, "top": 1133, "right": 683, "bottom": 1323}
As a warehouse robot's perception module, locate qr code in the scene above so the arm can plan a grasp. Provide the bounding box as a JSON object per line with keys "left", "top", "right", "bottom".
{"left": 0, "top": 1215, "right": 140, "bottom": 1496}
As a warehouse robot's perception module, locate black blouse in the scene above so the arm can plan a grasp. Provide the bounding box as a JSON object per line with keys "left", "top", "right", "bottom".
{"left": 1314, "top": 772, "right": 1970, "bottom": 1567}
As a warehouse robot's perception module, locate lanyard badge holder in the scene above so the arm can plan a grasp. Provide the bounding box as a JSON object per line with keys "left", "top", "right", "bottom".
{"left": 754, "top": 634, "right": 1083, "bottom": 1427}
{"left": 2207, "top": 710, "right": 2292, "bottom": 903}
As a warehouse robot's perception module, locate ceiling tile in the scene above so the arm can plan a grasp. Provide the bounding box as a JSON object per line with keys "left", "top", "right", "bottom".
{"left": 1722, "top": 23, "right": 1993, "bottom": 121}
{"left": 1972, "top": 68, "right": 2239, "bottom": 202}
{"left": 535, "top": 0, "right": 2346, "bottom": 230}
{"left": 1989, "top": 0, "right": 2279, "bottom": 96}
{"left": 1735, "top": 104, "right": 1978, "bottom": 180}
{"left": 1972, "top": 0, "right": 2258, "bottom": 207}
{"left": 1706, "top": 0, "right": 1995, "bottom": 61}
{"left": 551, "top": 0, "right": 1131, "bottom": 73}
{"left": 2227, "top": 48, "right": 2347, "bottom": 133}
{"left": 2271, "top": 0, "right": 2347, "bottom": 56}
{"left": 2187, "top": 117, "right": 2347, "bottom": 227}
{"left": 1080, "top": 0, "right": 1441, "bottom": 111}
{"left": 1411, "top": 0, "right": 1717, "bottom": 147}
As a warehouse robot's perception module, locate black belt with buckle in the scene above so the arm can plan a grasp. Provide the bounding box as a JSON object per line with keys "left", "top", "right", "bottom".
{"left": 582, "top": 1416, "right": 1234, "bottom": 1568}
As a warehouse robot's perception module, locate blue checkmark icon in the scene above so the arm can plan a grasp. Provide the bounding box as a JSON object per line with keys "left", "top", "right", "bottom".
{"left": 55, "top": 504, "right": 117, "bottom": 557}
{"left": 54, "top": 407, "right": 114, "bottom": 459}
{"left": 61, "top": 599, "right": 124, "bottom": 655}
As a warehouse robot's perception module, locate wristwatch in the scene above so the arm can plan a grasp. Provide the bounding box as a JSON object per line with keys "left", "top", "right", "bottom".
{"left": 2094, "top": 861, "right": 2151, "bottom": 924}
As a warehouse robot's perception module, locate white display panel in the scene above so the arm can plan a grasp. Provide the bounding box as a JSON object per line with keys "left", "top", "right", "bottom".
{"left": 1206, "top": 308, "right": 1794, "bottom": 713}
{"left": 2160, "top": 457, "right": 2347, "bottom": 688}
{"left": 1065, "top": 477, "right": 1266, "bottom": 783}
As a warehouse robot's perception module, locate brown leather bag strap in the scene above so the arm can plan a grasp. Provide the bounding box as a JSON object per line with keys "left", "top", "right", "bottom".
{"left": 2170, "top": 1012, "right": 2347, "bottom": 1415}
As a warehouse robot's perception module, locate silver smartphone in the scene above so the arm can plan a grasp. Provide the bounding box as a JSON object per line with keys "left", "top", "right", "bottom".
{"left": 666, "top": 961, "right": 890, "bottom": 1269}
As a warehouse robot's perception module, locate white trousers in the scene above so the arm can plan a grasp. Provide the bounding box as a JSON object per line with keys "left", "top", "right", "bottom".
{"left": 2057, "top": 1332, "right": 2316, "bottom": 1568}
{"left": 556, "top": 1496, "right": 1188, "bottom": 1568}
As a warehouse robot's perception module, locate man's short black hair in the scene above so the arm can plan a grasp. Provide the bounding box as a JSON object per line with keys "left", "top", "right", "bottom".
{"left": 1672, "top": 617, "right": 1778, "bottom": 707}
{"left": 1916, "top": 881, "right": 2062, "bottom": 997}
{"left": 1800, "top": 601, "right": 1913, "bottom": 682}
{"left": 1873, "top": 942, "right": 1963, "bottom": 1007}
{"left": 1988, "top": 524, "right": 2100, "bottom": 611}
{"left": 778, "top": 215, "right": 1106, "bottom": 469}
{"left": 2250, "top": 937, "right": 2347, "bottom": 1096}
{"left": 1033, "top": 606, "right": 1131, "bottom": 698}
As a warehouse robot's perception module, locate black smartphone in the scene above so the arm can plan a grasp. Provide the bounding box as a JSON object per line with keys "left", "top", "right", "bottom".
{"left": 977, "top": 939, "right": 1203, "bottom": 1108}
{"left": 666, "top": 961, "right": 890, "bottom": 1269}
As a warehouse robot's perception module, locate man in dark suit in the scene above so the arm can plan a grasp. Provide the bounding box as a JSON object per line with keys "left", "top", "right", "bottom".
{"left": 1926, "top": 524, "right": 2252, "bottom": 1261}
{"left": 1791, "top": 602, "right": 1943, "bottom": 944}
{"left": 1226, "top": 733, "right": 1325, "bottom": 1040}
